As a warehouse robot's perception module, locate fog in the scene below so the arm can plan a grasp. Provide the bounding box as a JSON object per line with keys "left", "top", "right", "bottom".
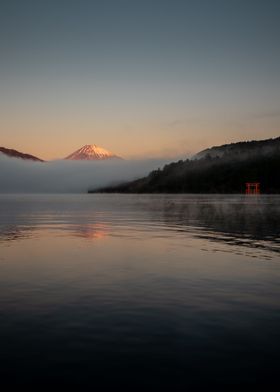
{"left": 0, "top": 155, "right": 171, "bottom": 193}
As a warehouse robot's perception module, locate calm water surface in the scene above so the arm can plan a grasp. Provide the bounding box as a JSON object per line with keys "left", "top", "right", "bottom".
{"left": 0, "top": 194, "right": 279, "bottom": 388}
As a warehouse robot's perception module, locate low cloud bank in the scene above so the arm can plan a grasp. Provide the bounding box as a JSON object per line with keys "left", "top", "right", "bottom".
{"left": 0, "top": 155, "right": 171, "bottom": 193}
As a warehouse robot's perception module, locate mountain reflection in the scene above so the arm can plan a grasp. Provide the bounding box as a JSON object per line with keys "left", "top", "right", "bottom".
{"left": 0, "top": 222, "right": 108, "bottom": 242}
{"left": 69, "top": 224, "right": 108, "bottom": 239}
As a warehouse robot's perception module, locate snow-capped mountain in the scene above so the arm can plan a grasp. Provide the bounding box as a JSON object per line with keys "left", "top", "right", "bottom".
{"left": 65, "top": 144, "right": 122, "bottom": 160}
{"left": 0, "top": 147, "right": 44, "bottom": 162}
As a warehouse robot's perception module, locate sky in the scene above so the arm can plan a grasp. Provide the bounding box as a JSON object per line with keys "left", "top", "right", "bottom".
{"left": 0, "top": 0, "right": 279, "bottom": 160}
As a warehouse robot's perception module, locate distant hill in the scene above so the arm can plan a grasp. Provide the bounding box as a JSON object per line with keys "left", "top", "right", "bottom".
{"left": 194, "top": 137, "right": 280, "bottom": 160}
{"left": 89, "top": 137, "right": 280, "bottom": 194}
{"left": 0, "top": 147, "right": 44, "bottom": 162}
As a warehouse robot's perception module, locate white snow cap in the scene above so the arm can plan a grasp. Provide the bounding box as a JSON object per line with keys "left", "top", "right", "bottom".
{"left": 65, "top": 144, "right": 122, "bottom": 160}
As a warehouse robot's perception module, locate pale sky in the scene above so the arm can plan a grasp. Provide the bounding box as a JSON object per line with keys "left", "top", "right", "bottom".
{"left": 1, "top": 0, "right": 279, "bottom": 160}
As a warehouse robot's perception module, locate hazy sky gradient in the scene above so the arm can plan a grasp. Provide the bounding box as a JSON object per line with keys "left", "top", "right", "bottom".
{"left": 1, "top": 0, "right": 279, "bottom": 159}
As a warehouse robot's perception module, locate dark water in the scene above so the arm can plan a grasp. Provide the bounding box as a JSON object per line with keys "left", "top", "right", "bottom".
{"left": 0, "top": 194, "right": 279, "bottom": 389}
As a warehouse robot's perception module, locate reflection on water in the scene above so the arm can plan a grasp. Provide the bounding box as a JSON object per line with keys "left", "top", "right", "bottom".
{"left": 158, "top": 196, "right": 280, "bottom": 255}
{"left": 1, "top": 194, "right": 279, "bottom": 256}
{"left": 0, "top": 194, "right": 280, "bottom": 388}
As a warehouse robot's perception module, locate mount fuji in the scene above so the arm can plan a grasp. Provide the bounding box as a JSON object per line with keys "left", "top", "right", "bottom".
{"left": 65, "top": 144, "right": 122, "bottom": 160}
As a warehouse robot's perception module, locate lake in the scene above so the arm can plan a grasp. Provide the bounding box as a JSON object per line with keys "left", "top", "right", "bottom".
{"left": 0, "top": 194, "right": 279, "bottom": 388}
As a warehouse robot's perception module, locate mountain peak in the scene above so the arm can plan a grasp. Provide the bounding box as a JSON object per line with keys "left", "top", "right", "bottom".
{"left": 65, "top": 144, "right": 122, "bottom": 160}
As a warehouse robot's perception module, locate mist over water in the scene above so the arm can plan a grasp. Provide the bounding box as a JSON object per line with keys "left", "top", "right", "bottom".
{"left": 0, "top": 155, "right": 170, "bottom": 193}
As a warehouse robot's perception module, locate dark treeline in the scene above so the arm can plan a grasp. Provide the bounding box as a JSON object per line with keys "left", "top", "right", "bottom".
{"left": 90, "top": 137, "right": 280, "bottom": 194}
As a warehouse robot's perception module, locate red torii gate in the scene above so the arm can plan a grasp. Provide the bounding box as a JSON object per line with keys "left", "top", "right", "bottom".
{"left": 245, "top": 182, "right": 260, "bottom": 194}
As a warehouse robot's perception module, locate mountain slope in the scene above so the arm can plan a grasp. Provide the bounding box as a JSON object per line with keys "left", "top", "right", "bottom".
{"left": 0, "top": 147, "right": 44, "bottom": 162}
{"left": 194, "top": 136, "right": 280, "bottom": 160}
{"left": 89, "top": 137, "right": 280, "bottom": 194}
{"left": 65, "top": 144, "right": 121, "bottom": 160}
